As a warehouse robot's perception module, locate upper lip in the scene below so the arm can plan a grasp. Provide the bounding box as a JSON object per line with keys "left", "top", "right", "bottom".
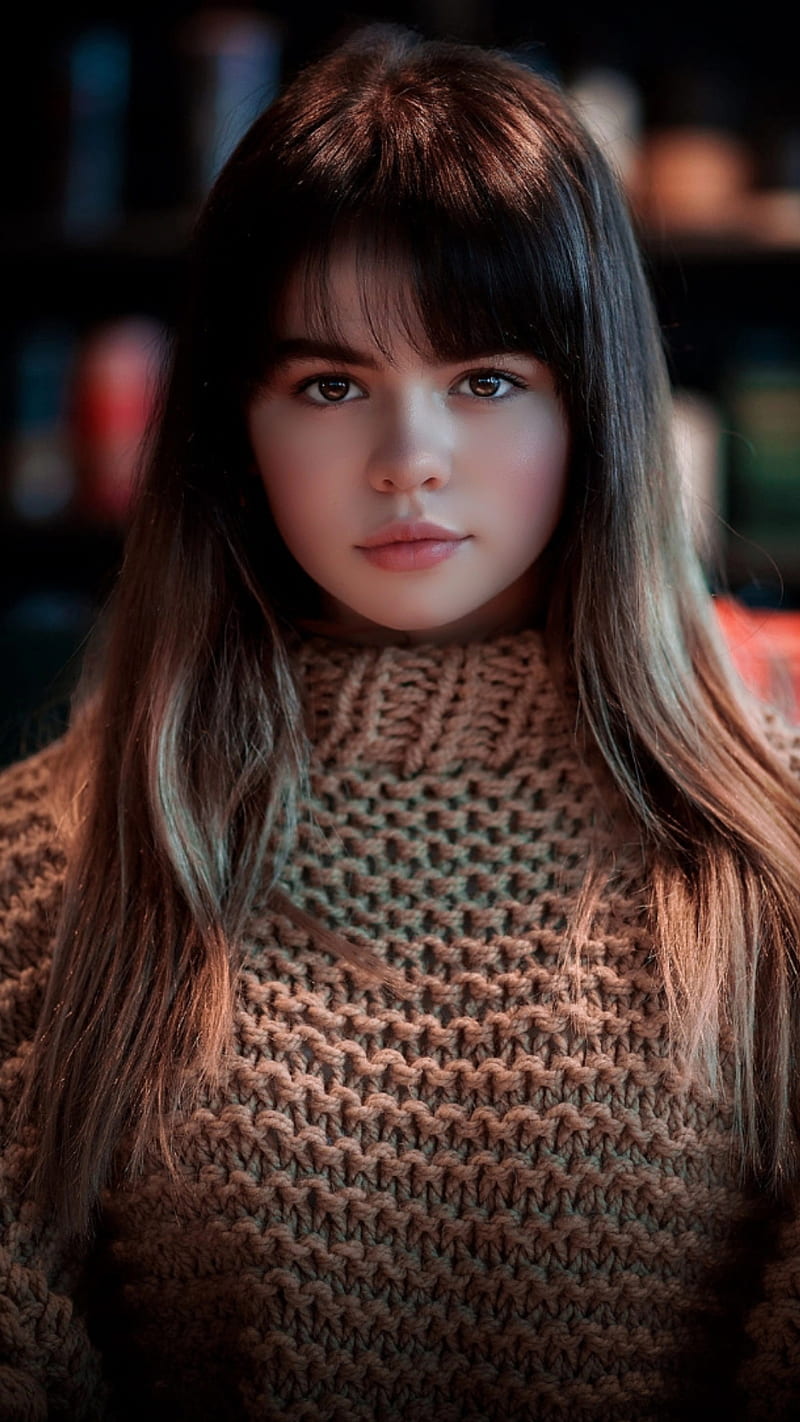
{"left": 359, "top": 520, "right": 467, "bottom": 548}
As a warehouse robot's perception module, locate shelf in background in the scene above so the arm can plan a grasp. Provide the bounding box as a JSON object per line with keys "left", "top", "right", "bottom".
{"left": 2, "top": 209, "right": 799, "bottom": 343}
{"left": 4, "top": 206, "right": 800, "bottom": 263}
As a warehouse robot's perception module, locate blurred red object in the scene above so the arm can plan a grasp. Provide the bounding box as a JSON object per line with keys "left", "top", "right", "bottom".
{"left": 714, "top": 595, "right": 800, "bottom": 721}
{"left": 72, "top": 317, "right": 168, "bottom": 525}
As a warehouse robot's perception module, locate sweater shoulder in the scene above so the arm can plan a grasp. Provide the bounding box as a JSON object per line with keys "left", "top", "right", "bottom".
{"left": 0, "top": 736, "right": 66, "bottom": 830}
{"left": 0, "top": 739, "right": 67, "bottom": 1022}
{"left": 759, "top": 704, "right": 800, "bottom": 782}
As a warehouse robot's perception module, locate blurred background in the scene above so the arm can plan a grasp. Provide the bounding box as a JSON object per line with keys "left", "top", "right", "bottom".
{"left": 2, "top": 1, "right": 799, "bottom": 766}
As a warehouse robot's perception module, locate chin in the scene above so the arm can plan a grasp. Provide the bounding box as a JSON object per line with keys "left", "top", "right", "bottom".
{"left": 321, "top": 584, "right": 500, "bottom": 640}
{"left": 376, "top": 612, "right": 470, "bottom": 635}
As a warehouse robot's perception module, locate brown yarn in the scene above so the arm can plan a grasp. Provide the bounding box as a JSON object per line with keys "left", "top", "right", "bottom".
{"left": 0, "top": 629, "right": 798, "bottom": 1419}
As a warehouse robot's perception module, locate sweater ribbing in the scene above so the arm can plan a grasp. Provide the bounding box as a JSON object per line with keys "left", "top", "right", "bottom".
{"left": 294, "top": 630, "right": 563, "bottom": 773}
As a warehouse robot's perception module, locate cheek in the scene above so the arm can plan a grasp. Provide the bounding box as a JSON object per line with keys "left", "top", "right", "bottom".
{"left": 250, "top": 417, "right": 325, "bottom": 524}
{"left": 250, "top": 402, "right": 362, "bottom": 479}
{"left": 493, "top": 412, "right": 570, "bottom": 531}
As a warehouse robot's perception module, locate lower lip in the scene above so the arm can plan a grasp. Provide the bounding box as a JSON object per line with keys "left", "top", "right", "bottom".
{"left": 359, "top": 538, "right": 468, "bottom": 571}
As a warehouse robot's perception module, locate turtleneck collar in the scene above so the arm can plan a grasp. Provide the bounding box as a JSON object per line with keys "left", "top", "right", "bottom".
{"left": 292, "top": 627, "right": 569, "bottom": 776}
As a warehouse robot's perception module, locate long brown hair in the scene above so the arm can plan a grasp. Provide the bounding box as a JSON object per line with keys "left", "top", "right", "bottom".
{"left": 14, "top": 23, "right": 800, "bottom": 1236}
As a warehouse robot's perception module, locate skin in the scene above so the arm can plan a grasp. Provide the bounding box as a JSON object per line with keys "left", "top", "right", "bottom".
{"left": 247, "top": 246, "right": 570, "bottom": 645}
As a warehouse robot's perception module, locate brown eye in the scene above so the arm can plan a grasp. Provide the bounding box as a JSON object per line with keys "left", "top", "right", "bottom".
{"left": 316, "top": 377, "right": 351, "bottom": 402}
{"left": 468, "top": 373, "right": 503, "bottom": 397}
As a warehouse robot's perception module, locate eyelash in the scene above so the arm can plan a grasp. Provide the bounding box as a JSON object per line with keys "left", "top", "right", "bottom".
{"left": 291, "top": 367, "right": 529, "bottom": 406}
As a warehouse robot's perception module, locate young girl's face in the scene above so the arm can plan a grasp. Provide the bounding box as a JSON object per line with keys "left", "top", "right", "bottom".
{"left": 247, "top": 245, "right": 570, "bottom": 643}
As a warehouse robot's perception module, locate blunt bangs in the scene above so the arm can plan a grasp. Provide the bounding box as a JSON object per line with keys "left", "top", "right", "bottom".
{"left": 261, "top": 203, "right": 580, "bottom": 389}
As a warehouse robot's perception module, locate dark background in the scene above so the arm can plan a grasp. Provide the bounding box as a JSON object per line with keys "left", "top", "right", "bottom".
{"left": 2, "top": 1, "right": 799, "bottom": 766}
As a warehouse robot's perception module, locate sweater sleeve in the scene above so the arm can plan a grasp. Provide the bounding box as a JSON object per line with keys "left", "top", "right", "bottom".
{"left": 737, "top": 1204, "right": 800, "bottom": 1420}
{"left": 735, "top": 709, "right": 800, "bottom": 1417}
{"left": 0, "top": 744, "right": 110, "bottom": 1421}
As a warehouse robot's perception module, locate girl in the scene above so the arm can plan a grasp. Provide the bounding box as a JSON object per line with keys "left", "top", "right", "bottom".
{"left": 2, "top": 22, "right": 800, "bottom": 1421}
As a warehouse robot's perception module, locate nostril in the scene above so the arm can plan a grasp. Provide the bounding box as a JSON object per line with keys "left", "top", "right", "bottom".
{"left": 371, "top": 457, "right": 451, "bottom": 493}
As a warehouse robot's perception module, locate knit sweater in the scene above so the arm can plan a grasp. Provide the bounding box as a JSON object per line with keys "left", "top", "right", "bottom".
{"left": 1, "top": 628, "right": 800, "bottom": 1422}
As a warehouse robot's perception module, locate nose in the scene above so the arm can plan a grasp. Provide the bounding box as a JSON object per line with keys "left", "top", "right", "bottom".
{"left": 366, "top": 391, "right": 453, "bottom": 494}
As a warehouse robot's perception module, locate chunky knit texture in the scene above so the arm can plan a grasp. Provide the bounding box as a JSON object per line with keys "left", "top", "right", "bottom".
{"left": 2, "top": 628, "right": 800, "bottom": 1421}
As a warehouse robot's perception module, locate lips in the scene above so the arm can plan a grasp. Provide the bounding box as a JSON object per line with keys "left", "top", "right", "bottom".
{"left": 357, "top": 523, "right": 470, "bottom": 572}
{"left": 359, "top": 520, "right": 466, "bottom": 548}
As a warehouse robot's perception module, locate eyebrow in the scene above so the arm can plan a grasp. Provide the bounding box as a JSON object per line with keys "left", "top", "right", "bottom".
{"left": 267, "top": 337, "right": 533, "bottom": 373}
{"left": 269, "top": 338, "right": 383, "bottom": 371}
